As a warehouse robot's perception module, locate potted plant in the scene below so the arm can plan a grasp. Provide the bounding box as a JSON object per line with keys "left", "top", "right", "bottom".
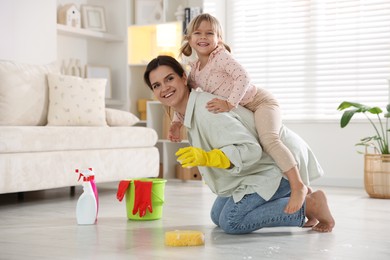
{"left": 337, "top": 101, "right": 390, "bottom": 198}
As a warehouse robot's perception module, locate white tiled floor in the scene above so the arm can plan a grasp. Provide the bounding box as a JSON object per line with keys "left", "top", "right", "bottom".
{"left": 0, "top": 180, "right": 390, "bottom": 260}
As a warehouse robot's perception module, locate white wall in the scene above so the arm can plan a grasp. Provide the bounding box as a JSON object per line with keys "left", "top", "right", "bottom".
{"left": 0, "top": 0, "right": 56, "bottom": 64}
{"left": 285, "top": 120, "right": 373, "bottom": 188}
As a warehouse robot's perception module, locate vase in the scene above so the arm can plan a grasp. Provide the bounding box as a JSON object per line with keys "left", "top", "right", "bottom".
{"left": 74, "top": 59, "right": 83, "bottom": 77}
{"left": 65, "top": 59, "right": 74, "bottom": 75}
{"left": 364, "top": 153, "right": 390, "bottom": 199}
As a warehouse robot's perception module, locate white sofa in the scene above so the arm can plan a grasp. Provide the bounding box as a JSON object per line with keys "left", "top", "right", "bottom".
{"left": 0, "top": 61, "right": 159, "bottom": 194}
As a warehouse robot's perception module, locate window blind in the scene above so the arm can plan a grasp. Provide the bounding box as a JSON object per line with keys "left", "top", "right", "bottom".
{"left": 225, "top": 0, "right": 390, "bottom": 120}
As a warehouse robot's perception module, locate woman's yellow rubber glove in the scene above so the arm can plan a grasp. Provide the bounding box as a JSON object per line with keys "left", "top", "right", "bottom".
{"left": 175, "top": 147, "right": 231, "bottom": 169}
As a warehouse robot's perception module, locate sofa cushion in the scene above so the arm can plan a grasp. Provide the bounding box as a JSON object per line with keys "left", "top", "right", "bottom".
{"left": 0, "top": 61, "right": 58, "bottom": 126}
{"left": 105, "top": 108, "right": 140, "bottom": 126}
{"left": 47, "top": 73, "right": 107, "bottom": 126}
{"left": 0, "top": 126, "right": 158, "bottom": 153}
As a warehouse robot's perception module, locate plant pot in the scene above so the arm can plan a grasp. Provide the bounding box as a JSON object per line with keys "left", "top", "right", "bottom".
{"left": 364, "top": 154, "right": 390, "bottom": 199}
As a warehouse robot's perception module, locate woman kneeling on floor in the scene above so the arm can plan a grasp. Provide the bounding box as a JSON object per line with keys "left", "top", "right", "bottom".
{"left": 143, "top": 55, "right": 335, "bottom": 234}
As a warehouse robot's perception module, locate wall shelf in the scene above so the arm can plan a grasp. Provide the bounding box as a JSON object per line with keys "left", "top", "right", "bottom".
{"left": 56, "top": 0, "right": 129, "bottom": 111}
{"left": 127, "top": 21, "right": 182, "bottom": 65}
{"left": 146, "top": 101, "right": 190, "bottom": 179}
{"left": 57, "top": 24, "right": 123, "bottom": 42}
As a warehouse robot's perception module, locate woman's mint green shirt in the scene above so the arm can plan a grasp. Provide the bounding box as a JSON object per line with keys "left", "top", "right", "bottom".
{"left": 183, "top": 91, "right": 323, "bottom": 203}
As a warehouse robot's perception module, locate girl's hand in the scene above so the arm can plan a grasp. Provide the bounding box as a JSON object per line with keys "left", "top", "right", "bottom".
{"left": 206, "top": 98, "right": 233, "bottom": 113}
{"left": 169, "top": 122, "right": 182, "bottom": 142}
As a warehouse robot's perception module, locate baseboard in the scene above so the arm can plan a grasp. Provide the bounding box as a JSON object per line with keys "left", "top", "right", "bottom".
{"left": 312, "top": 176, "right": 363, "bottom": 188}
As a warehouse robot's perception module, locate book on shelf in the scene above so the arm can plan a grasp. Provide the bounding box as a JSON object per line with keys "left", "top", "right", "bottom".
{"left": 183, "top": 6, "right": 202, "bottom": 34}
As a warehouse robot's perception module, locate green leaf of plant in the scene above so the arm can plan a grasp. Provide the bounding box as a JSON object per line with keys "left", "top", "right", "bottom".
{"left": 337, "top": 101, "right": 351, "bottom": 110}
{"left": 361, "top": 136, "right": 380, "bottom": 142}
{"left": 367, "top": 107, "right": 382, "bottom": 115}
{"left": 385, "top": 104, "right": 390, "bottom": 118}
{"left": 338, "top": 101, "right": 389, "bottom": 154}
{"left": 337, "top": 101, "right": 364, "bottom": 111}
{"left": 340, "top": 109, "right": 358, "bottom": 128}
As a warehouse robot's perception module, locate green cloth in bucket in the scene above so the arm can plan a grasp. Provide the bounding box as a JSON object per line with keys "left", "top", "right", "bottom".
{"left": 125, "top": 178, "right": 167, "bottom": 220}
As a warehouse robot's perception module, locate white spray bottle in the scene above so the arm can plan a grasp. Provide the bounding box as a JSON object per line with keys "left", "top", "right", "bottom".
{"left": 75, "top": 168, "right": 98, "bottom": 225}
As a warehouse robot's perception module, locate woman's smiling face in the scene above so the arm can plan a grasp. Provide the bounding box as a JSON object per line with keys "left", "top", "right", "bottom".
{"left": 149, "top": 65, "right": 189, "bottom": 111}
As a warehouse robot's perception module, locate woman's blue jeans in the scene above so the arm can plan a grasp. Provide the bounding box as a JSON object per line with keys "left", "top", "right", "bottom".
{"left": 210, "top": 178, "right": 306, "bottom": 234}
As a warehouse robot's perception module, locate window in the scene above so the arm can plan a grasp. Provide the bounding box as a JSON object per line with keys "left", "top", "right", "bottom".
{"left": 226, "top": 0, "right": 390, "bottom": 120}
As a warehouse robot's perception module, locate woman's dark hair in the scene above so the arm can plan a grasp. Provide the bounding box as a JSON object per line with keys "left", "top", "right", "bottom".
{"left": 143, "top": 55, "right": 186, "bottom": 90}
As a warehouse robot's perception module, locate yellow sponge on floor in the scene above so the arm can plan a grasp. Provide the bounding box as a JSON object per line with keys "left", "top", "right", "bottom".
{"left": 165, "top": 230, "right": 205, "bottom": 247}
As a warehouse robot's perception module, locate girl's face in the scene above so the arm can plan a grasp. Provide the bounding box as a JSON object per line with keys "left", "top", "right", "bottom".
{"left": 189, "top": 20, "right": 220, "bottom": 58}
{"left": 149, "top": 65, "right": 189, "bottom": 111}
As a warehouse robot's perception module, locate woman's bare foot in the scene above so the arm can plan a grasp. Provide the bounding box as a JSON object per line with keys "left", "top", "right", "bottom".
{"left": 284, "top": 184, "right": 308, "bottom": 214}
{"left": 305, "top": 190, "right": 335, "bottom": 232}
{"left": 303, "top": 187, "right": 318, "bottom": 227}
{"left": 303, "top": 218, "right": 319, "bottom": 227}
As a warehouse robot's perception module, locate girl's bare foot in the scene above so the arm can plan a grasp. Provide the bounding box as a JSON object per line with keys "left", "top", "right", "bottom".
{"left": 284, "top": 184, "right": 308, "bottom": 214}
{"left": 305, "top": 190, "right": 335, "bottom": 232}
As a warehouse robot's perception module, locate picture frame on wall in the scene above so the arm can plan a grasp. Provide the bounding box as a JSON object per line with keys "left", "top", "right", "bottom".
{"left": 135, "top": 0, "right": 164, "bottom": 25}
{"left": 85, "top": 65, "right": 112, "bottom": 99}
{"left": 81, "top": 5, "right": 106, "bottom": 32}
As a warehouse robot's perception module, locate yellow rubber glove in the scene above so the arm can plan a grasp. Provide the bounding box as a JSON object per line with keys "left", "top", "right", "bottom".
{"left": 175, "top": 147, "right": 231, "bottom": 169}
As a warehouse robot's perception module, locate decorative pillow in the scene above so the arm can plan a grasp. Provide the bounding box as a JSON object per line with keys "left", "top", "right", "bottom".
{"left": 47, "top": 73, "right": 107, "bottom": 126}
{"left": 0, "top": 61, "right": 59, "bottom": 126}
{"left": 105, "top": 108, "right": 140, "bottom": 126}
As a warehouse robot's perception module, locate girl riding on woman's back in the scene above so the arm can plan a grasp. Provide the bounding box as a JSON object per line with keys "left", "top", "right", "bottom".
{"left": 169, "top": 13, "right": 309, "bottom": 215}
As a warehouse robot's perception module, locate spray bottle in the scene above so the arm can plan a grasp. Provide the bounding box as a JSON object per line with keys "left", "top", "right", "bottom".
{"left": 75, "top": 168, "right": 98, "bottom": 225}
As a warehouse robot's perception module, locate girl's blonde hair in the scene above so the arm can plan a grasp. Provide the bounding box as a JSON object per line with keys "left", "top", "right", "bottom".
{"left": 179, "top": 13, "right": 231, "bottom": 57}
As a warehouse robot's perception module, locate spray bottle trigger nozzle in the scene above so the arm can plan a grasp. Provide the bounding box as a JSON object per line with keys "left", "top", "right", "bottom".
{"left": 75, "top": 169, "right": 83, "bottom": 181}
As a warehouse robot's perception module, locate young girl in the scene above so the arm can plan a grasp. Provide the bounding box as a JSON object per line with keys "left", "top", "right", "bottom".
{"left": 170, "top": 13, "right": 308, "bottom": 215}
